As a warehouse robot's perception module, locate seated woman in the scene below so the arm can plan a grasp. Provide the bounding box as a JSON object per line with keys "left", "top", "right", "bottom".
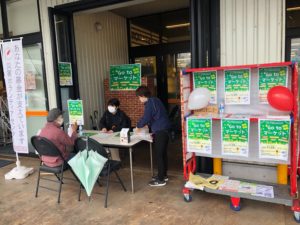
{"left": 39, "top": 108, "right": 78, "bottom": 167}
{"left": 99, "top": 98, "right": 131, "bottom": 161}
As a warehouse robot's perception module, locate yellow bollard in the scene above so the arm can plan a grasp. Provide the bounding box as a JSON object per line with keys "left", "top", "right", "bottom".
{"left": 277, "top": 164, "right": 288, "bottom": 185}
{"left": 213, "top": 158, "right": 222, "bottom": 175}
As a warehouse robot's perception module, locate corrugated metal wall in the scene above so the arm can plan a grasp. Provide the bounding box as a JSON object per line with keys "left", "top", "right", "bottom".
{"left": 73, "top": 11, "right": 128, "bottom": 129}
{"left": 39, "top": 0, "right": 79, "bottom": 108}
{"left": 220, "top": 0, "right": 285, "bottom": 66}
{"left": 220, "top": 0, "right": 286, "bottom": 183}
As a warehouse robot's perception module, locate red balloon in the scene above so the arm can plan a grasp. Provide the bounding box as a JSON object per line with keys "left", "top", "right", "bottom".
{"left": 267, "top": 86, "right": 294, "bottom": 111}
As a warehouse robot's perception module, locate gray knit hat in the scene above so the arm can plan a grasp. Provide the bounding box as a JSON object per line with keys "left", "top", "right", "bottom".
{"left": 47, "top": 108, "right": 64, "bottom": 122}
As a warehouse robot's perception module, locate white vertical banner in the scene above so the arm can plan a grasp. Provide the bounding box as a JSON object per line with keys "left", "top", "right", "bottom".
{"left": 0, "top": 39, "right": 28, "bottom": 153}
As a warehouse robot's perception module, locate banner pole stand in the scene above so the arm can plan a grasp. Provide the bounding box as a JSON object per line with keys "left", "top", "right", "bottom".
{"left": 4, "top": 152, "right": 34, "bottom": 180}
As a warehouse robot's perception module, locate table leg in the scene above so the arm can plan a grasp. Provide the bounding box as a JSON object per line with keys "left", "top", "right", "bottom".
{"left": 129, "top": 147, "right": 134, "bottom": 193}
{"left": 150, "top": 142, "right": 153, "bottom": 176}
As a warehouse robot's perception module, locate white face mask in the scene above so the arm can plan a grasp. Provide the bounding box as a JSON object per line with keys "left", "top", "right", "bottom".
{"left": 108, "top": 106, "right": 117, "bottom": 114}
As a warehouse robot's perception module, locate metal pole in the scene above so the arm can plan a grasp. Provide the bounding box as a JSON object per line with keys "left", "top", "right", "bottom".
{"left": 150, "top": 142, "right": 153, "bottom": 176}
{"left": 129, "top": 147, "right": 134, "bottom": 193}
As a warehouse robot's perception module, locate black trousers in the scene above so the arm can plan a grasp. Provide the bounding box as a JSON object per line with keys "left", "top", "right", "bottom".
{"left": 154, "top": 129, "right": 169, "bottom": 181}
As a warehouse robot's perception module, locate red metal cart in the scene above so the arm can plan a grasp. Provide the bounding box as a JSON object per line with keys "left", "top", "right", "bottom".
{"left": 180, "top": 62, "right": 300, "bottom": 221}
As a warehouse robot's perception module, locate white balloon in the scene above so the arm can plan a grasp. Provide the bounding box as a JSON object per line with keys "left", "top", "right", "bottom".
{"left": 188, "top": 88, "right": 211, "bottom": 110}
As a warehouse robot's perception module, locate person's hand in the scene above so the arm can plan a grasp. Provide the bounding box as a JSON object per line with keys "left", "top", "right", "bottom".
{"left": 101, "top": 128, "right": 107, "bottom": 133}
{"left": 71, "top": 122, "right": 78, "bottom": 133}
{"left": 135, "top": 127, "right": 141, "bottom": 133}
{"left": 107, "top": 130, "right": 114, "bottom": 133}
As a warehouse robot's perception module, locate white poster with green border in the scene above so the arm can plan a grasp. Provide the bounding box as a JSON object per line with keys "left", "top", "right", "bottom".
{"left": 187, "top": 118, "right": 212, "bottom": 154}
{"left": 259, "top": 119, "right": 290, "bottom": 161}
{"left": 221, "top": 119, "right": 250, "bottom": 157}
{"left": 67, "top": 100, "right": 84, "bottom": 125}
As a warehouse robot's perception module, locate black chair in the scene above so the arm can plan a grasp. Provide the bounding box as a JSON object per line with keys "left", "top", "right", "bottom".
{"left": 31, "top": 135, "right": 76, "bottom": 203}
{"left": 74, "top": 137, "right": 88, "bottom": 153}
{"left": 75, "top": 137, "right": 126, "bottom": 208}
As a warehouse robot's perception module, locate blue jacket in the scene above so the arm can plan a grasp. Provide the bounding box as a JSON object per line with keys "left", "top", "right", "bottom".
{"left": 137, "top": 97, "right": 170, "bottom": 134}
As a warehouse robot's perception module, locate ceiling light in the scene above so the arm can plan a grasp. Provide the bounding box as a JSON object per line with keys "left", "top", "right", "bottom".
{"left": 287, "top": 6, "right": 300, "bottom": 12}
{"left": 166, "top": 23, "right": 190, "bottom": 29}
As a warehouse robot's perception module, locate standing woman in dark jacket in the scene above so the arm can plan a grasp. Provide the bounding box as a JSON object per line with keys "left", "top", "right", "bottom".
{"left": 99, "top": 98, "right": 131, "bottom": 160}
{"left": 136, "top": 86, "right": 171, "bottom": 187}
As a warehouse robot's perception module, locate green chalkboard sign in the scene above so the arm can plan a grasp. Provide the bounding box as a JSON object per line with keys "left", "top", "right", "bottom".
{"left": 58, "top": 62, "right": 73, "bottom": 86}
{"left": 110, "top": 64, "right": 141, "bottom": 90}
{"left": 258, "top": 67, "right": 288, "bottom": 103}
{"left": 187, "top": 118, "right": 212, "bottom": 154}
{"left": 193, "top": 71, "right": 217, "bottom": 104}
{"left": 221, "top": 119, "right": 249, "bottom": 156}
{"left": 224, "top": 69, "right": 250, "bottom": 104}
{"left": 259, "top": 119, "right": 290, "bottom": 160}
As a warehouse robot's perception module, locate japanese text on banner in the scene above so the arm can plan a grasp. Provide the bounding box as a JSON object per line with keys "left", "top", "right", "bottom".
{"left": 0, "top": 40, "right": 28, "bottom": 153}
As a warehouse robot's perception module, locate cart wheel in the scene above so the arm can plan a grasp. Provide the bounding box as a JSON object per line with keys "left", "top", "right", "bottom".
{"left": 183, "top": 194, "right": 192, "bottom": 202}
{"left": 230, "top": 203, "right": 241, "bottom": 211}
{"left": 294, "top": 212, "right": 300, "bottom": 223}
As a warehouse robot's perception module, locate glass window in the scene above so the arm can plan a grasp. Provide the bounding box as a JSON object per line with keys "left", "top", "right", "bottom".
{"left": 290, "top": 38, "right": 300, "bottom": 118}
{"left": 167, "top": 52, "right": 191, "bottom": 101}
{"left": 7, "top": 0, "right": 40, "bottom": 36}
{"left": 130, "top": 15, "right": 160, "bottom": 47}
{"left": 23, "top": 43, "right": 47, "bottom": 111}
{"left": 135, "top": 56, "right": 156, "bottom": 77}
{"left": 161, "top": 10, "right": 190, "bottom": 43}
{"left": 129, "top": 9, "right": 190, "bottom": 46}
{"left": 291, "top": 38, "right": 300, "bottom": 64}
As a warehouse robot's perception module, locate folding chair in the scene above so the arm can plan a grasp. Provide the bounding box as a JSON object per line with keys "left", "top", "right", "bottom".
{"left": 31, "top": 135, "right": 77, "bottom": 203}
{"left": 75, "top": 137, "right": 127, "bottom": 208}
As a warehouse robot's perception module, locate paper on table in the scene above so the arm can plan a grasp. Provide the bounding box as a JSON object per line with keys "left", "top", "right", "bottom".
{"left": 132, "top": 127, "right": 152, "bottom": 142}
{"left": 93, "top": 132, "right": 114, "bottom": 139}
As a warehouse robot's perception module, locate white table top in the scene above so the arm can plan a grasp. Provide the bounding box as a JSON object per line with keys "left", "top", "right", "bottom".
{"left": 82, "top": 130, "right": 152, "bottom": 148}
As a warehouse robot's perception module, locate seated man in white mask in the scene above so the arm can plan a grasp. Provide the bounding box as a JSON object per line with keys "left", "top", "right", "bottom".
{"left": 99, "top": 98, "right": 131, "bottom": 161}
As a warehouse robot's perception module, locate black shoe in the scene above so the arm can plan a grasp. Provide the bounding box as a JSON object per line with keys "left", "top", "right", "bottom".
{"left": 148, "top": 179, "right": 166, "bottom": 187}
{"left": 152, "top": 175, "right": 168, "bottom": 181}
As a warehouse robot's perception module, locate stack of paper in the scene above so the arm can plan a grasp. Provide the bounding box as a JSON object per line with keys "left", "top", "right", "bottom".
{"left": 186, "top": 173, "right": 227, "bottom": 190}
